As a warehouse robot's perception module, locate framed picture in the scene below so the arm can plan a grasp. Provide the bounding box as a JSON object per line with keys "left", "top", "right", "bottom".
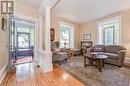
{"left": 50, "top": 28, "right": 55, "bottom": 41}
{"left": 83, "top": 33, "right": 91, "bottom": 40}
{"left": 1, "top": 17, "right": 7, "bottom": 31}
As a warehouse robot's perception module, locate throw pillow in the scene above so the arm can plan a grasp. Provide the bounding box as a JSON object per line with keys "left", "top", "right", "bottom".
{"left": 94, "top": 47, "right": 103, "bottom": 52}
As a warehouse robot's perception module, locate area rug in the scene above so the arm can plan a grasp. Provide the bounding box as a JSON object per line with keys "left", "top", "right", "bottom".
{"left": 16, "top": 57, "right": 34, "bottom": 64}
{"left": 60, "top": 56, "right": 130, "bottom": 86}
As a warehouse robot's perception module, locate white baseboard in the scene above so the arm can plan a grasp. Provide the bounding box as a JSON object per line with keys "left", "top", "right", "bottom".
{"left": 0, "top": 64, "right": 7, "bottom": 84}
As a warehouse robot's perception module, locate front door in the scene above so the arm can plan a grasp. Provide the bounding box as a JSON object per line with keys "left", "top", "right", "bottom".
{"left": 16, "top": 32, "right": 30, "bottom": 58}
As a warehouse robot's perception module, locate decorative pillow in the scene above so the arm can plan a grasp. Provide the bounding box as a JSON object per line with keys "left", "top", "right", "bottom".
{"left": 94, "top": 47, "right": 103, "bottom": 52}
{"left": 55, "top": 48, "right": 60, "bottom": 52}
{"left": 52, "top": 48, "right": 60, "bottom": 54}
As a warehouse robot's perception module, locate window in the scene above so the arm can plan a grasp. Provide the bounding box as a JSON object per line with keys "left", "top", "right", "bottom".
{"left": 98, "top": 17, "right": 121, "bottom": 45}
{"left": 60, "top": 22, "right": 74, "bottom": 48}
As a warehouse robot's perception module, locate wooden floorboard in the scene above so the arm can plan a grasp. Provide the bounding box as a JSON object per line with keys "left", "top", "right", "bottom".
{"left": 1, "top": 62, "right": 85, "bottom": 86}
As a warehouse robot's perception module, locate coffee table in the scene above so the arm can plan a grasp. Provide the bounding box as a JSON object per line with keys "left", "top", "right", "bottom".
{"left": 84, "top": 53, "right": 108, "bottom": 72}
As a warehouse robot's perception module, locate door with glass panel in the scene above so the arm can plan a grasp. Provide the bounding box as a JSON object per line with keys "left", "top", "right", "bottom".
{"left": 15, "top": 21, "right": 35, "bottom": 60}
{"left": 16, "top": 32, "right": 30, "bottom": 58}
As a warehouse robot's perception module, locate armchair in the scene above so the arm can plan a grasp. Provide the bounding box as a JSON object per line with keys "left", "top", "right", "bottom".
{"left": 51, "top": 42, "right": 69, "bottom": 65}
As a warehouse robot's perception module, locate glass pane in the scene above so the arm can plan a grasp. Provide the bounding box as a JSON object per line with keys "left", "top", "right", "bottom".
{"left": 30, "top": 29, "right": 35, "bottom": 46}
{"left": 99, "top": 20, "right": 120, "bottom": 45}
{"left": 17, "top": 28, "right": 30, "bottom": 33}
{"left": 60, "top": 26, "right": 70, "bottom": 48}
{"left": 104, "top": 27, "right": 114, "bottom": 45}
{"left": 18, "top": 33, "right": 29, "bottom": 49}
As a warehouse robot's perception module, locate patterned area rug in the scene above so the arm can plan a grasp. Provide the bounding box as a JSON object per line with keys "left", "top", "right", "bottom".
{"left": 60, "top": 56, "right": 130, "bottom": 86}
{"left": 16, "top": 57, "right": 34, "bottom": 64}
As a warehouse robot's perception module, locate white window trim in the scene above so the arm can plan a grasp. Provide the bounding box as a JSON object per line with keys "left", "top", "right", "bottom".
{"left": 59, "top": 21, "right": 74, "bottom": 48}
{"left": 97, "top": 16, "right": 122, "bottom": 45}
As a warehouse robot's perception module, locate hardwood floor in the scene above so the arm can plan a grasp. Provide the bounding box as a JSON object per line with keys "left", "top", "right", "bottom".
{"left": 1, "top": 62, "right": 85, "bottom": 86}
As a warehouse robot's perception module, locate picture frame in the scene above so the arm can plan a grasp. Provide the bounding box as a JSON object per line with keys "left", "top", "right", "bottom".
{"left": 50, "top": 28, "right": 55, "bottom": 41}
{"left": 1, "top": 17, "right": 7, "bottom": 31}
{"left": 83, "top": 33, "right": 91, "bottom": 40}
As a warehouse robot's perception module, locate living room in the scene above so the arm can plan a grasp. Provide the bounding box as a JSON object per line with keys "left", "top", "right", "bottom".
{"left": 51, "top": 0, "right": 130, "bottom": 86}
{"left": 0, "top": 0, "right": 130, "bottom": 86}
{"left": 51, "top": 1, "right": 130, "bottom": 58}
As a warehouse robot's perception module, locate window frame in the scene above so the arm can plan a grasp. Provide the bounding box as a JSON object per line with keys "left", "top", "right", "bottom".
{"left": 59, "top": 21, "right": 74, "bottom": 48}
{"left": 97, "top": 16, "right": 121, "bottom": 45}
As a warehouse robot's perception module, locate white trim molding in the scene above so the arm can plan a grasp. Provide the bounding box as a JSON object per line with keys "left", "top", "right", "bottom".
{"left": 97, "top": 16, "right": 122, "bottom": 45}
{"left": 0, "top": 64, "right": 7, "bottom": 84}
{"left": 97, "top": 16, "right": 121, "bottom": 25}
{"left": 38, "top": 4, "right": 53, "bottom": 73}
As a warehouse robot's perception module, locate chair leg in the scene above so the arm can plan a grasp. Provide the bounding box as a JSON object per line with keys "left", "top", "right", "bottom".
{"left": 61, "top": 58, "right": 67, "bottom": 64}
{"left": 58, "top": 61, "right": 61, "bottom": 65}
{"left": 65, "top": 58, "right": 67, "bottom": 61}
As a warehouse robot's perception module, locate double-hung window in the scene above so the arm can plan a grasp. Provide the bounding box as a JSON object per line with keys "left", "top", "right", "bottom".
{"left": 59, "top": 22, "right": 74, "bottom": 48}
{"left": 98, "top": 17, "right": 121, "bottom": 45}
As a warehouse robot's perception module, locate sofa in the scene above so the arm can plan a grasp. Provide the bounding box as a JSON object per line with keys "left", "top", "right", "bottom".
{"left": 88, "top": 45, "right": 126, "bottom": 67}
{"left": 51, "top": 41, "right": 69, "bottom": 65}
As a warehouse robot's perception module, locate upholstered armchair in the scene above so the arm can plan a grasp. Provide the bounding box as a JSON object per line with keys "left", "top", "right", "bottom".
{"left": 51, "top": 41, "right": 68, "bottom": 65}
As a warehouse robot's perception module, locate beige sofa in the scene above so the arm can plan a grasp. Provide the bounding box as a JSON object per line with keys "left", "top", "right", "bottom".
{"left": 88, "top": 45, "right": 126, "bottom": 67}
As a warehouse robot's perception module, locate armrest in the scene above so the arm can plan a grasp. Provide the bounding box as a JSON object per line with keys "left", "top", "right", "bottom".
{"left": 60, "top": 48, "right": 70, "bottom": 52}
{"left": 118, "top": 50, "right": 126, "bottom": 57}
{"left": 117, "top": 50, "right": 126, "bottom": 66}
{"left": 51, "top": 50, "right": 59, "bottom": 55}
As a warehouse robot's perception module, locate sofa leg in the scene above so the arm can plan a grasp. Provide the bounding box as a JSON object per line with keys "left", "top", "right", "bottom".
{"left": 118, "top": 66, "right": 122, "bottom": 67}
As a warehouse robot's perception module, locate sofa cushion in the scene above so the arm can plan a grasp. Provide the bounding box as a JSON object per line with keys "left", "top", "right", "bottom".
{"left": 102, "top": 53, "right": 118, "bottom": 59}
{"left": 52, "top": 52, "right": 68, "bottom": 62}
{"left": 105, "top": 45, "right": 126, "bottom": 54}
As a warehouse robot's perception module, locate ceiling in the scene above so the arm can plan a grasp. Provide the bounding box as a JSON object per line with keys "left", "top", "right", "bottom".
{"left": 54, "top": 0, "right": 130, "bottom": 23}
{"left": 15, "top": 0, "right": 43, "bottom": 9}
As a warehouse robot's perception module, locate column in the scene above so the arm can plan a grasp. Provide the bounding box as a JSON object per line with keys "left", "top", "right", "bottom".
{"left": 39, "top": 5, "right": 53, "bottom": 73}
{"left": 45, "top": 5, "right": 51, "bottom": 52}
{"left": 34, "top": 17, "right": 42, "bottom": 67}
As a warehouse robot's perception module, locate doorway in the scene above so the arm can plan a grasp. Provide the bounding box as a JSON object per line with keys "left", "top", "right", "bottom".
{"left": 14, "top": 18, "right": 35, "bottom": 64}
